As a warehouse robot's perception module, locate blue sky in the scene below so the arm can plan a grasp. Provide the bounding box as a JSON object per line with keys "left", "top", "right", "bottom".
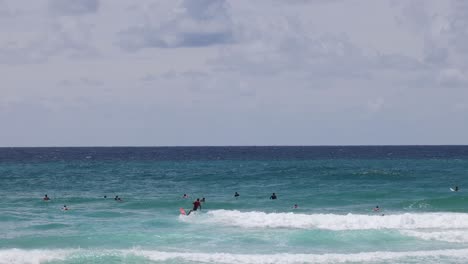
{"left": 1, "top": 0, "right": 467, "bottom": 146}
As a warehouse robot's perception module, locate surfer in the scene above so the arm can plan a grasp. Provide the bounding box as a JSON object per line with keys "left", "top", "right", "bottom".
{"left": 187, "top": 198, "right": 202, "bottom": 215}
{"left": 270, "top": 193, "right": 277, "bottom": 200}
{"left": 43, "top": 194, "right": 50, "bottom": 201}
{"left": 455, "top": 186, "right": 459, "bottom": 192}
{"left": 234, "top": 192, "right": 240, "bottom": 197}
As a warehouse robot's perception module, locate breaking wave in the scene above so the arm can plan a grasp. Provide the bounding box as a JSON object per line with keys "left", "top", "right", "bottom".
{"left": 180, "top": 210, "right": 468, "bottom": 230}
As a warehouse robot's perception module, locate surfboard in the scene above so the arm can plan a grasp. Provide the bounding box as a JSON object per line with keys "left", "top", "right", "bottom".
{"left": 450, "top": 188, "right": 456, "bottom": 192}
{"left": 179, "top": 208, "right": 186, "bottom": 215}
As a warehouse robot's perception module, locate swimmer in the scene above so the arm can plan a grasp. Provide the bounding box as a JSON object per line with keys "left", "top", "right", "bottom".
{"left": 187, "top": 198, "right": 202, "bottom": 215}
{"left": 201, "top": 197, "right": 206, "bottom": 203}
{"left": 104, "top": 195, "right": 107, "bottom": 198}
{"left": 373, "top": 205, "right": 380, "bottom": 212}
{"left": 183, "top": 194, "right": 188, "bottom": 199}
{"left": 62, "top": 205, "right": 69, "bottom": 211}
{"left": 43, "top": 194, "right": 50, "bottom": 201}
{"left": 234, "top": 192, "right": 240, "bottom": 197}
{"left": 114, "top": 195, "right": 122, "bottom": 201}
{"left": 293, "top": 204, "right": 298, "bottom": 209}
{"left": 270, "top": 193, "right": 277, "bottom": 200}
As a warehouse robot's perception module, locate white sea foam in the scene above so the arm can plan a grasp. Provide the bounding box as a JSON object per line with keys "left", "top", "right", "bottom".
{"left": 133, "top": 249, "right": 468, "bottom": 263}
{"left": 401, "top": 230, "right": 468, "bottom": 243}
{"left": 0, "top": 249, "right": 70, "bottom": 264}
{"left": 3, "top": 248, "right": 468, "bottom": 264}
{"left": 183, "top": 210, "right": 468, "bottom": 230}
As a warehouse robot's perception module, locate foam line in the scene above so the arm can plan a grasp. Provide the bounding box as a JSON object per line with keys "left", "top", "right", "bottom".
{"left": 134, "top": 248, "right": 468, "bottom": 263}
{"left": 401, "top": 230, "right": 468, "bottom": 243}
{"left": 183, "top": 210, "right": 468, "bottom": 230}
{"left": 3, "top": 248, "right": 468, "bottom": 264}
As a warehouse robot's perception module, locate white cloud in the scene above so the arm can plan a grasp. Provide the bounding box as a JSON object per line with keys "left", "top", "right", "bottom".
{"left": 437, "top": 68, "right": 468, "bottom": 87}
{"left": 48, "top": 0, "right": 99, "bottom": 16}
{"left": 117, "top": 0, "right": 233, "bottom": 50}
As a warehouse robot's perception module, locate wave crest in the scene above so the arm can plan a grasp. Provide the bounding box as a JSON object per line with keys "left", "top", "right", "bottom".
{"left": 187, "top": 210, "right": 468, "bottom": 230}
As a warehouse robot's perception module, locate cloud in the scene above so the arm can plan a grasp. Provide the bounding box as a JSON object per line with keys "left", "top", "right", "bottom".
{"left": 0, "top": 0, "right": 11, "bottom": 17}
{"left": 117, "top": 0, "right": 233, "bottom": 50}
{"left": 1, "top": 0, "right": 468, "bottom": 146}
{"left": 58, "top": 77, "right": 103, "bottom": 87}
{"left": 0, "top": 1, "right": 99, "bottom": 64}
{"left": 48, "top": 0, "right": 99, "bottom": 16}
{"left": 213, "top": 14, "right": 373, "bottom": 84}
{"left": 437, "top": 68, "right": 468, "bottom": 87}
{"left": 376, "top": 54, "right": 424, "bottom": 71}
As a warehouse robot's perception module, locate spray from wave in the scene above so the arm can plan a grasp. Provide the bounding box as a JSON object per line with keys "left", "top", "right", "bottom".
{"left": 180, "top": 210, "right": 468, "bottom": 230}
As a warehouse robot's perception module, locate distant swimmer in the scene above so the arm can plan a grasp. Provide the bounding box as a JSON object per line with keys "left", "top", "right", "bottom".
{"left": 187, "top": 198, "right": 202, "bottom": 215}
{"left": 373, "top": 205, "right": 380, "bottom": 212}
{"left": 270, "top": 193, "right": 277, "bottom": 200}
{"left": 43, "top": 194, "right": 50, "bottom": 201}
{"left": 293, "top": 204, "right": 298, "bottom": 209}
{"left": 104, "top": 195, "right": 107, "bottom": 199}
{"left": 114, "top": 195, "right": 122, "bottom": 201}
{"left": 62, "top": 205, "right": 69, "bottom": 211}
{"left": 183, "top": 194, "right": 188, "bottom": 199}
{"left": 234, "top": 192, "right": 240, "bottom": 198}
{"left": 455, "top": 186, "right": 459, "bottom": 192}
{"left": 201, "top": 197, "right": 206, "bottom": 203}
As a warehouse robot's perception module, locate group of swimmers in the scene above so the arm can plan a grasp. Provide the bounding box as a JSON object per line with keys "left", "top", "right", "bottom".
{"left": 182, "top": 192, "right": 301, "bottom": 214}
{"left": 43, "top": 194, "right": 123, "bottom": 211}
{"left": 44, "top": 187, "right": 460, "bottom": 214}
{"left": 43, "top": 191, "right": 296, "bottom": 212}
{"left": 44, "top": 195, "right": 69, "bottom": 210}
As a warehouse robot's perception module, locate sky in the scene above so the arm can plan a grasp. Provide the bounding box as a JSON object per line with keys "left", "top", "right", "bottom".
{"left": 1, "top": 0, "right": 467, "bottom": 146}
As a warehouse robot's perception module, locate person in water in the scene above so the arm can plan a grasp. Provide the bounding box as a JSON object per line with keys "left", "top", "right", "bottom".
{"left": 43, "top": 194, "right": 50, "bottom": 201}
{"left": 62, "top": 205, "right": 69, "bottom": 211}
{"left": 234, "top": 192, "right": 240, "bottom": 197}
{"left": 183, "top": 194, "right": 188, "bottom": 199}
{"left": 455, "top": 186, "right": 459, "bottom": 192}
{"left": 270, "top": 193, "right": 277, "bottom": 200}
{"left": 373, "top": 205, "right": 380, "bottom": 212}
{"left": 293, "top": 204, "right": 298, "bottom": 209}
{"left": 114, "top": 195, "right": 122, "bottom": 201}
{"left": 104, "top": 195, "right": 107, "bottom": 199}
{"left": 201, "top": 197, "right": 206, "bottom": 203}
{"left": 187, "top": 198, "right": 202, "bottom": 215}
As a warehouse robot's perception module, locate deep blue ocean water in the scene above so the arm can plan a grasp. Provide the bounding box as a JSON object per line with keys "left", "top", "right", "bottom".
{"left": 2, "top": 146, "right": 468, "bottom": 264}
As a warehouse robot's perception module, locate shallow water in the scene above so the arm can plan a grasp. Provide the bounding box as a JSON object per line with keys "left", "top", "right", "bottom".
{"left": 1, "top": 146, "right": 468, "bottom": 263}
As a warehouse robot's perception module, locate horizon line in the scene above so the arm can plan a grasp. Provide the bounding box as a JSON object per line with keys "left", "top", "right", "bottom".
{"left": 1, "top": 144, "right": 468, "bottom": 148}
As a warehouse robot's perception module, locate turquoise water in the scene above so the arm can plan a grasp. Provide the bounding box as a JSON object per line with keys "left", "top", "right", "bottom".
{"left": 2, "top": 147, "right": 468, "bottom": 263}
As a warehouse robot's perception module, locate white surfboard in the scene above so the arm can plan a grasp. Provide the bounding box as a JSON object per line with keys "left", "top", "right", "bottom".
{"left": 450, "top": 188, "right": 456, "bottom": 192}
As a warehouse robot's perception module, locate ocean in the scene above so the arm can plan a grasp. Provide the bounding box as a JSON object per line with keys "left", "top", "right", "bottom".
{"left": 1, "top": 146, "right": 468, "bottom": 264}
